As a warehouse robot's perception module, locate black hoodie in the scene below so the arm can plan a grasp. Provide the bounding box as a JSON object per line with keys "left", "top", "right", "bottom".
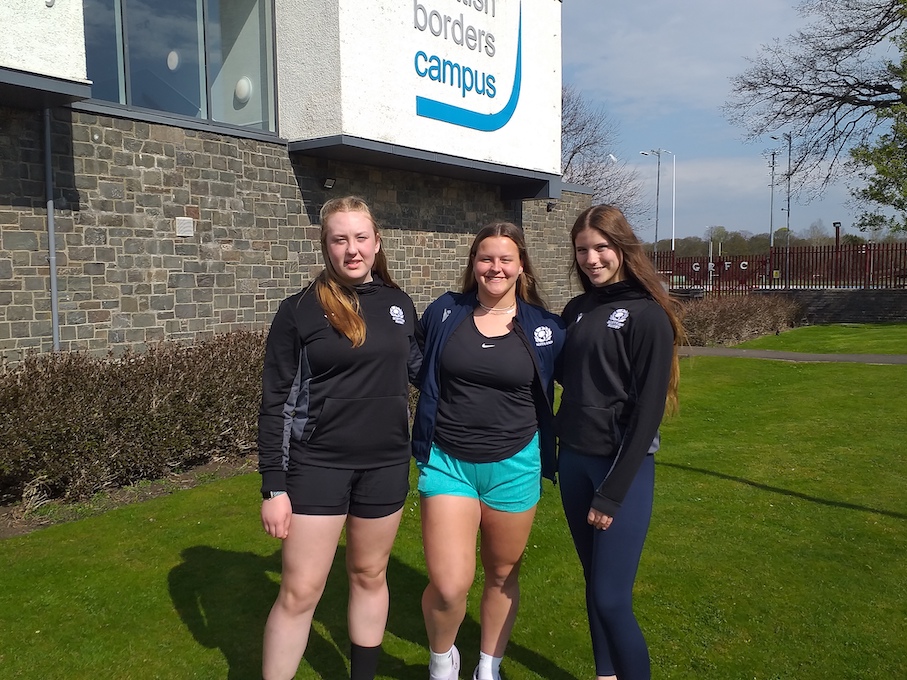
{"left": 258, "top": 278, "right": 421, "bottom": 497}
{"left": 556, "top": 280, "right": 674, "bottom": 516}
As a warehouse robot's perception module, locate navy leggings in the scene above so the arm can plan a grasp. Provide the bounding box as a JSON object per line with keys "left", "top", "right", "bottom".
{"left": 559, "top": 448, "right": 654, "bottom": 680}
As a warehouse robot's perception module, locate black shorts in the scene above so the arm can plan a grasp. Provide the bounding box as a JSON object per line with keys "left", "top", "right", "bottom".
{"left": 286, "top": 461, "right": 410, "bottom": 518}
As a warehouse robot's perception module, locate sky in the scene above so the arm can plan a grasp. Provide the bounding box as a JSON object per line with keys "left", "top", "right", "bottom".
{"left": 561, "top": 0, "right": 863, "bottom": 243}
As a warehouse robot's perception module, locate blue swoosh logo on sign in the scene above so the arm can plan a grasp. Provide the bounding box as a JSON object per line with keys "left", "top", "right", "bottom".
{"left": 416, "top": 3, "right": 522, "bottom": 132}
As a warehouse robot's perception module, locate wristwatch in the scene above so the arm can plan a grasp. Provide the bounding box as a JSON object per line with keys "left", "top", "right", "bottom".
{"left": 263, "top": 490, "right": 287, "bottom": 500}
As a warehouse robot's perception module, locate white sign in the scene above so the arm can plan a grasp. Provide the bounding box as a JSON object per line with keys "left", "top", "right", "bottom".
{"left": 278, "top": 0, "right": 562, "bottom": 175}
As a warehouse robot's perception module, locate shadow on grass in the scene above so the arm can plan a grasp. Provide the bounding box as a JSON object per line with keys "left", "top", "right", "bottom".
{"left": 659, "top": 461, "right": 907, "bottom": 520}
{"left": 168, "top": 545, "right": 281, "bottom": 679}
{"left": 169, "top": 544, "right": 578, "bottom": 680}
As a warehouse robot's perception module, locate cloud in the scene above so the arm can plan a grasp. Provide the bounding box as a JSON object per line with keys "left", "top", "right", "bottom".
{"left": 563, "top": 0, "right": 797, "bottom": 119}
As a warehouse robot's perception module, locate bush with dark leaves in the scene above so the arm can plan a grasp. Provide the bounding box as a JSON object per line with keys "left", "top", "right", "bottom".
{"left": 0, "top": 331, "right": 265, "bottom": 504}
{"left": 680, "top": 294, "right": 803, "bottom": 346}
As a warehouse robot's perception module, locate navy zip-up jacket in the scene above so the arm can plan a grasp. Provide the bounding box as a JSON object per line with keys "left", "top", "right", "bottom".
{"left": 412, "top": 291, "right": 566, "bottom": 482}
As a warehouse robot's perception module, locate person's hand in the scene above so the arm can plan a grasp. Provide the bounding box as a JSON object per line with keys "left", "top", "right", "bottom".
{"left": 261, "top": 494, "right": 292, "bottom": 539}
{"left": 587, "top": 507, "right": 613, "bottom": 531}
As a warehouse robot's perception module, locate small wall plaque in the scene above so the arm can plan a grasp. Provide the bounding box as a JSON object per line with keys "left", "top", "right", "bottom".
{"left": 175, "top": 217, "right": 194, "bottom": 237}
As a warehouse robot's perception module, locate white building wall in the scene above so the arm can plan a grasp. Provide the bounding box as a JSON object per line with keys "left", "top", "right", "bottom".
{"left": 0, "top": 0, "right": 87, "bottom": 83}
{"left": 275, "top": 0, "right": 343, "bottom": 140}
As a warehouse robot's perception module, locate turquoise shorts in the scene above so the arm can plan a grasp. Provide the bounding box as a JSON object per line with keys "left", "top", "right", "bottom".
{"left": 417, "top": 432, "right": 541, "bottom": 513}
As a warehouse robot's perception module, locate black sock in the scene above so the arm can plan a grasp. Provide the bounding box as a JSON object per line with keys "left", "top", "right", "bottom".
{"left": 350, "top": 643, "right": 382, "bottom": 680}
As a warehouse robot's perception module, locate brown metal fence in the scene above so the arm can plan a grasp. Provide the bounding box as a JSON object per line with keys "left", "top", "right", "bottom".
{"left": 653, "top": 243, "right": 907, "bottom": 295}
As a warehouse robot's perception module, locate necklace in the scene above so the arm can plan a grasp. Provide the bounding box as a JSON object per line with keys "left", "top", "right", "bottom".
{"left": 478, "top": 301, "right": 516, "bottom": 315}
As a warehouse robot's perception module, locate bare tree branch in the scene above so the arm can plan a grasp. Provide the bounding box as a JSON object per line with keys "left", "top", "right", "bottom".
{"left": 561, "top": 85, "right": 645, "bottom": 217}
{"left": 724, "top": 0, "right": 906, "bottom": 192}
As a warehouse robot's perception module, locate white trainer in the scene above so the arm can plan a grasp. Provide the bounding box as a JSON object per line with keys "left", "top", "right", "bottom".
{"left": 429, "top": 644, "right": 460, "bottom": 680}
{"left": 472, "top": 665, "right": 499, "bottom": 680}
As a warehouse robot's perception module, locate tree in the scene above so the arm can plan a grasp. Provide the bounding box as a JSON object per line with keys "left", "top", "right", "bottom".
{"left": 803, "top": 218, "right": 832, "bottom": 245}
{"left": 773, "top": 227, "right": 795, "bottom": 247}
{"left": 748, "top": 232, "right": 772, "bottom": 254}
{"left": 673, "top": 236, "right": 707, "bottom": 257}
{"left": 704, "top": 225, "right": 729, "bottom": 244}
{"left": 722, "top": 232, "right": 751, "bottom": 255}
{"left": 849, "top": 101, "right": 907, "bottom": 233}
{"left": 561, "top": 85, "right": 645, "bottom": 216}
{"left": 724, "top": 0, "right": 907, "bottom": 192}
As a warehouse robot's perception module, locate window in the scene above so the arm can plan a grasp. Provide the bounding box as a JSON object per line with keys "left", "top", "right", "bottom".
{"left": 83, "top": 0, "right": 275, "bottom": 132}
{"left": 84, "top": 0, "right": 125, "bottom": 104}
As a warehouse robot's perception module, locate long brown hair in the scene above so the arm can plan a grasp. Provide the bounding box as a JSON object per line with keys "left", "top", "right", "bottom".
{"left": 315, "top": 196, "right": 399, "bottom": 347}
{"left": 461, "top": 222, "right": 547, "bottom": 309}
{"left": 570, "top": 205, "right": 685, "bottom": 414}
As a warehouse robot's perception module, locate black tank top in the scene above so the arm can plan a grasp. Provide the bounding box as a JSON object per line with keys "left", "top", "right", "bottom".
{"left": 433, "top": 317, "right": 537, "bottom": 462}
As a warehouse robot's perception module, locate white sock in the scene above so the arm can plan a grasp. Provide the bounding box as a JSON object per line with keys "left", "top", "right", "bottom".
{"left": 430, "top": 647, "right": 454, "bottom": 676}
{"left": 476, "top": 652, "right": 502, "bottom": 680}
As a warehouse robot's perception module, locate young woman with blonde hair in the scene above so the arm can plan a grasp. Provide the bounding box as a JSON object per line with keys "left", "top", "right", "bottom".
{"left": 258, "top": 196, "right": 421, "bottom": 680}
{"left": 556, "top": 204, "right": 684, "bottom": 680}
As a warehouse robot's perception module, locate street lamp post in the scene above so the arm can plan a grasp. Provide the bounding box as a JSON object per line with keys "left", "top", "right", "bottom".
{"left": 640, "top": 148, "right": 674, "bottom": 257}
{"left": 784, "top": 134, "right": 791, "bottom": 237}
{"left": 783, "top": 134, "right": 792, "bottom": 288}
{"left": 833, "top": 220, "right": 842, "bottom": 287}
{"left": 771, "top": 133, "right": 793, "bottom": 287}
{"left": 768, "top": 151, "right": 777, "bottom": 247}
{"left": 669, "top": 152, "right": 676, "bottom": 251}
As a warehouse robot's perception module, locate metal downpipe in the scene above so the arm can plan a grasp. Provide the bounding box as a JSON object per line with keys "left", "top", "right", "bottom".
{"left": 43, "top": 107, "right": 60, "bottom": 351}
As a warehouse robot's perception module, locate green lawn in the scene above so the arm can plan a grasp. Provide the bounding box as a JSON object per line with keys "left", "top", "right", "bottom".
{"left": 735, "top": 322, "right": 907, "bottom": 354}
{"left": 1, "top": 353, "right": 905, "bottom": 678}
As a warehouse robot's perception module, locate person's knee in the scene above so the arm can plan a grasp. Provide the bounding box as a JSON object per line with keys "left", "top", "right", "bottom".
{"left": 592, "top": 586, "right": 632, "bottom": 620}
{"left": 482, "top": 559, "right": 522, "bottom": 590}
{"left": 426, "top": 573, "right": 473, "bottom": 608}
{"left": 347, "top": 562, "right": 388, "bottom": 592}
{"left": 276, "top": 577, "right": 325, "bottom": 615}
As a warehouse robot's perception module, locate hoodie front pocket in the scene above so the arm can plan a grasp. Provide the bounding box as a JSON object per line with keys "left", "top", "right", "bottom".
{"left": 309, "top": 395, "right": 410, "bottom": 454}
{"left": 554, "top": 400, "right": 618, "bottom": 455}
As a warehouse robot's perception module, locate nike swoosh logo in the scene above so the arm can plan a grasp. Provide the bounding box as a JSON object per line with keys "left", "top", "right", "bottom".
{"left": 481, "top": 343, "right": 495, "bottom": 349}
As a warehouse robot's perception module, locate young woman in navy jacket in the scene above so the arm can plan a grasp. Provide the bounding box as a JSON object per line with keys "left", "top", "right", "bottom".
{"left": 556, "top": 205, "right": 684, "bottom": 680}
{"left": 412, "top": 222, "right": 565, "bottom": 680}
{"left": 258, "top": 196, "right": 420, "bottom": 680}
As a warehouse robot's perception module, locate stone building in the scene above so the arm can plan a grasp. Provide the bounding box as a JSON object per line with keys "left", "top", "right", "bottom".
{"left": 0, "top": 0, "right": 590, "bottom": 362}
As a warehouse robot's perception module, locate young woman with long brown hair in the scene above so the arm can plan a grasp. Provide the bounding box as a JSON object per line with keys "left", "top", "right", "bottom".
{"left": 258, "top": 196, "right": 420, "bottom": 680}
{"left": 411, "top": 222, "right": 565, "bottom": 680}
{"left": 555, "top": 204, "right": 684, "bottom": 680}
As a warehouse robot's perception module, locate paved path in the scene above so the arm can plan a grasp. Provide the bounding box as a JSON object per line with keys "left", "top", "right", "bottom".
{"left": 678, "top": 346, "right": 907, "bottom": 365}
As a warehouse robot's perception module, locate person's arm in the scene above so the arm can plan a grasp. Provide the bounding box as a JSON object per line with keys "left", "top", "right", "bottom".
{"left": 407, "top": 298, "right": 424, "bottom": 387}
{"left": 413, "top": 298, "right": 441, "bottom": 390}
{"left": 542, "top": 310, "right": 567, "bottom": 396}
{"left": 591, "top": 305, "right": 674, "bottom": 517}
{"left": 258, "top": 299, "right": 299, "bottom": 502}
{"left": 261, "top": 493, "right": 292, "bottom": 539}
{"left": 554, "top": 297, "right": 578, "bottom": 384}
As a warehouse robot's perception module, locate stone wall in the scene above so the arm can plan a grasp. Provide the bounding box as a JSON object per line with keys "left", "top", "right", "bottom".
{"left": 520, "top": 196, "right": 588, "bottom": 313}
{"left": 776, "top": 289, "right": 907, "bottom": 324}
{"left": 0, "top": 106, "right": 590, "bottom": 362}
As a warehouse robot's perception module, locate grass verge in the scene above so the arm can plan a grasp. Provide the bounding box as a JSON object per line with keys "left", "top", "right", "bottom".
{"left": 734, "top": 322, "right": 907, "bottom": 354}
{"left": 1, "top": 357, "right": 905, "bottom": 679}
